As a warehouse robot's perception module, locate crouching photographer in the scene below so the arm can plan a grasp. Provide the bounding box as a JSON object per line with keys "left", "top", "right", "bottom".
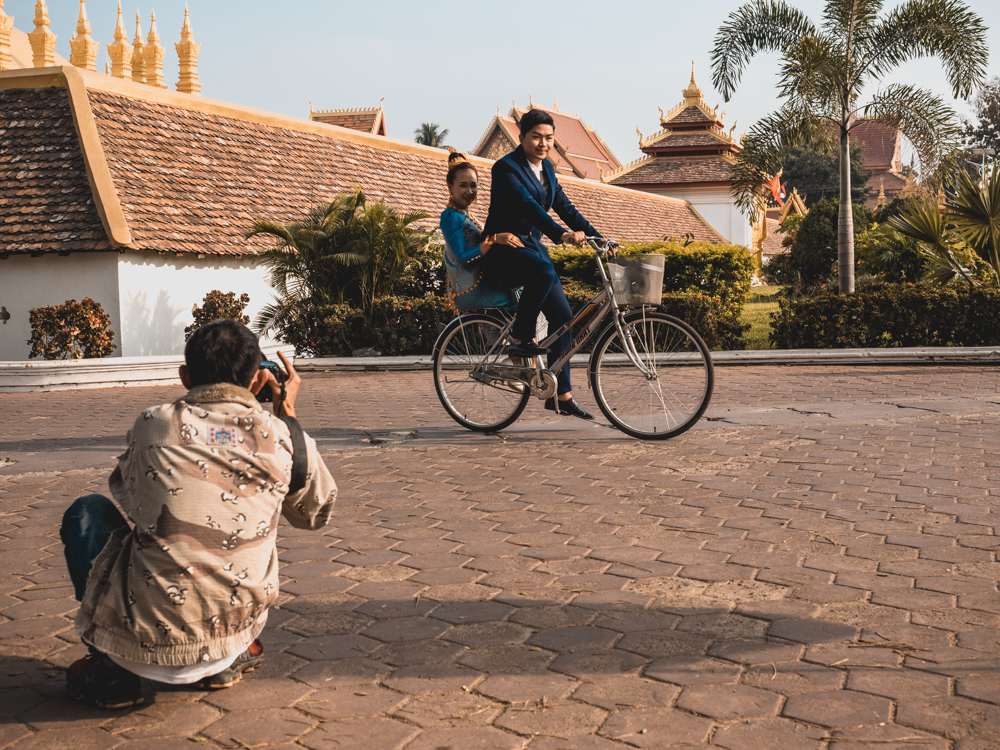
{"left": 60, "top": 320, "right": 337, "bottom": 708}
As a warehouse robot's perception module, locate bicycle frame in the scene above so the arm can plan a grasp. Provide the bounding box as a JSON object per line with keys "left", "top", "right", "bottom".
{"left": 462, "top": 239, "right": 655, "bottom": 390}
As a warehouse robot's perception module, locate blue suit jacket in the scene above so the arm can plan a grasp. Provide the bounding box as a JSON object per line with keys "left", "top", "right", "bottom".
{"left": 483, "top": 145, "right": 601, "bottom": 259}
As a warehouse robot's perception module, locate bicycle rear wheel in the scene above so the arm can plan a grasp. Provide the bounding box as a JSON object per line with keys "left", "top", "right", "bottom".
{"left": 589, "top": 310, "right": 713, "bottom": 439}
{"left": 433, "top": 313, "right": 531, "bottom": 432}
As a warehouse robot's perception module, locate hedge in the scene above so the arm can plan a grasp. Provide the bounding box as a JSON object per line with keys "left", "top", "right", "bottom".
{"left": 549, "top": 240, "right": 756, "bottom": 317}
{"left": 770, "top": 285, "right": 1000, "bottom": 349}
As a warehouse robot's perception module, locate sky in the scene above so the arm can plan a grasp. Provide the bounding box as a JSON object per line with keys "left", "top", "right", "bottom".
{"left": 16, "top": 0, "right": 1000, "bottom": 167}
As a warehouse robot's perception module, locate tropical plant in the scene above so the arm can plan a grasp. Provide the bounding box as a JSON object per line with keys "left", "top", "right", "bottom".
{"left": 184, "top": 290, "right": 250, "bottom": 340}
{"left": 890, "top": 164, "right": 1000, "bottom": 286}
{"left": 781, "top": 140, "right": 870, "bottom": 206}
{"left": 28, "top": 297, "right": 116, "bottom": 360}
{"left": 414, "top": 122, "right": 449, "bottom": 148}
{"left": 781, "top": 197, "right": 873, "bottom": 290}
{"left": 964, "top": 76, "right": 1000, "bottom": 156}
{"left": 249, "top": 189, "right": 432, "bottom": 334}
{"left": 855, "top": 223, "right": 923, "bottom": 283}
{"left": 711, "top": 0, "right": 988, "bottom": 294}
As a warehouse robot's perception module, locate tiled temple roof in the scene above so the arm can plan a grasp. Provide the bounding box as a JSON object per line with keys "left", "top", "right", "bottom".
{"left": 310, "top": 105, "right": 385, "bottom": 136}
{"left": 609, "top": 156, "right": 734, "bottom": 187}
{"left": 0, "top": 67, "right": 723, "bottom": 257}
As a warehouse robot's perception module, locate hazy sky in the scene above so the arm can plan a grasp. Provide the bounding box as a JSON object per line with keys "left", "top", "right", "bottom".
{"left": 17, "top": 0, "right": 1000, "bottom": 165}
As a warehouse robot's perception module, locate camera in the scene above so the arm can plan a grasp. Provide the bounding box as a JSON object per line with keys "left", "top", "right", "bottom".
{"left": 255, "top": 358, "right": 287, "bottom": 403}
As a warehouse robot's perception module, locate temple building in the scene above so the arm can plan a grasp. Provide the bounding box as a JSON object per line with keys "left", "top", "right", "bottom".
{"left": 309, "top": 100, "right": 386, "bottom": 136}
{"left": 850, "top": 119, "right": 907, "bottom": 209}
{"left": 0, "top": 10, "right": 723, "bottom": 361}
{"left": 604, "top": 67, "right": 753, "bottom": 248}
{"left": 471, "top": 99, "right": 621, "bottom": 181}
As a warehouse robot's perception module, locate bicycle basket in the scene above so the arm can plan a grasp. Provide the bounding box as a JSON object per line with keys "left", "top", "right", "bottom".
{"left": 607, "top": 254, "right": 665, "bottom": 306}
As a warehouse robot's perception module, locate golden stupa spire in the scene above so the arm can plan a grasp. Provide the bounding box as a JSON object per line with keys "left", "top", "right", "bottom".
{"left": 131, "top": 10, "right": 146, "bottom": 83}
{"left": 28, "top": 0, "right": 57, "bottom": 68}
{"left": 175, "top": 4, "right": 200, "bottom": 94}
{"left": 683, "top": 59, "right": 703, "bottom": 103}
{"left": 69, "top": 0, "right": 99, "bottom": 71}
{"left": 144, "top": 10, "right": 165, "bottom": 88}
{"left": 107, "top": 2, "right": 132, "bottom": 79}
{"left": 0, "top": 1, "right": 14, "bottom": 71}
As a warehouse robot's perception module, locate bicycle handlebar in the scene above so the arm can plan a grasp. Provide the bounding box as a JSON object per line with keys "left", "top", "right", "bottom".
{"left": 585, "top": 237, "right": 619, "bottom": 256}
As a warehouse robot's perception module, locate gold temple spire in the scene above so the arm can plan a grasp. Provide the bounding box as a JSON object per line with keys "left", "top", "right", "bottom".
{"left": 131, "top": 10, "right": 146, "bottom": 83}
{"left": 0, "top": 1, "right": 13, "bottom": 71}
{"left": 69, "top": 0, "right": 99, "bottom": 71}
{"left": 107, "top": 2, "right": 132, "bottom": 79}
{"left": 29, "top": 0, "right": 57, "bottom": 68}
{"left": 144, "top": 10, "right": 165, "bottom": 88}
{"left": 683, "top": 60, "right": 703, "bottom": 103}
{"left": 175, "top": 4, "right": 200, "bottom": 94}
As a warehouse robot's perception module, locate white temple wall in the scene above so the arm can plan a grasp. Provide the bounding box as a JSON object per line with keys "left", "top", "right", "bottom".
{"left": 116, "top": 253, "right": 276, "bottom": 357}
{"left": 0, "top": 253, "right": 121, "bottom": 361}
{"left": 643, "top": 186, "right": 753, "bottom": 247}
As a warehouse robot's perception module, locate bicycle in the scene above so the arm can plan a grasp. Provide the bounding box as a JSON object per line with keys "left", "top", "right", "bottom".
{"left": 432, "top": 238, "right": 714, "bottom": 440}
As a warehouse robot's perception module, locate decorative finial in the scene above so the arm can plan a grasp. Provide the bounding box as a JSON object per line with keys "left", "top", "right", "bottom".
{"left": 107, "top": 2, "right": 132, "bottom": 79}
{"left": 105, "top": 58, "right": 109, "bottom": 74}
{"left": 70, "top": 0, "right": 99, "bottom": 71}
{"left": 131, "top": 10, "right": 146, "bottom": 83}
{"left": 597, "top": 164, "right": 605, "bottom": 183}
{"left": 308, "top": 100, "right": 313, "bottom": 116}
{"left": 658, "top": 105, "right": 665, "bottom": 121}
{"left": 29, "top": 0, "right": 57, "bottom": 68}
{"left": 528, "top": 91, "right": 533, "bottom": 107}
{"left": 683, "top": 60, "right": 703, "bottom": 103}
{"left": 636, "top": 125, "right": 643, "bottom": 143}
{"left": 553, "top": 96, "right": 558, "bottom": 112}
{"left": 729, "top": 122, "right": 737, "bottom": 138}
{"left": 378, "top": 95, "right": 385, "bottom": 109}
{"left": 496, "top": 103, "right": 500, "bottom": 117}
{"left": 0, "top": 0, "right": 14, "bottom": 71}
{"left": 877, "top": 175, "right": 886, "bottom": 205}
{"left": 144, "top": 10, "right": 166, "bottom": 88}
{"left": 175, "top": 4, "right": 200, "bottom": 94}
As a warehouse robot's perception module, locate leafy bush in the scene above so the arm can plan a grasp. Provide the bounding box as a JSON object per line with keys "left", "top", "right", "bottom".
{"left": 770, "top": 284, "right": 1000, "bottom": 348}
{"left": 184, "top": 291, "right": 250, "bottom": 340}
{"left": 274, "top": 295, "right": 454, "bottom": 357}
{"left": 28, "top": 298, "right": 116, "bottom": 360}
{"left": 784, "top": 198, "right": 874, "bottom": 290}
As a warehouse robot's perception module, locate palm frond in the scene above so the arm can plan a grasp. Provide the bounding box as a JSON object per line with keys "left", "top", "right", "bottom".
{"left": 889, "top": 197, "right": 976, "bottom": 284}
{"left": 947, "top": 164, "right": 1000, "bottom": 278}
{"left": 861, "top": 0, "right": 988, "bottom": 98}
{"left": 711, "top": 0, "right": 818, "bottom": 100}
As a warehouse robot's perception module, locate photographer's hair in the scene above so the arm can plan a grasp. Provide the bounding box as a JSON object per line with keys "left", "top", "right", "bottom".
{"left": 184, "top": 319, "right": 262, "bottom": 388}
{"left": 446, "top": 149, "right": 477, "bottom": 185}
{"left": 518, "top": 108, "right": 555, "bottom": 136}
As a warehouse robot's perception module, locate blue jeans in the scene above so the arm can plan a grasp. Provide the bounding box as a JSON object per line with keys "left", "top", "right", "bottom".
{"left": 61, "top": 494, "right": 129, "bottom": 602}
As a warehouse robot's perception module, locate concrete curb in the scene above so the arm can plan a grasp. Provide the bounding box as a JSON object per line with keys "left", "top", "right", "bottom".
{"left": 296, "top": 346, "right": 1000, "bottom": 372}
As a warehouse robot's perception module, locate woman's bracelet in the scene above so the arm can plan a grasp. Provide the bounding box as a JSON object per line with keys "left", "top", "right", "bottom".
{"left": 482, "top": 235, "right": 495, "bottom": 252}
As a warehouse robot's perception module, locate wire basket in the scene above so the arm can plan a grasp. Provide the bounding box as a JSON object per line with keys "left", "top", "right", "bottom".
{"left": 607, "top": 254, "right": 665, "bottom": 306}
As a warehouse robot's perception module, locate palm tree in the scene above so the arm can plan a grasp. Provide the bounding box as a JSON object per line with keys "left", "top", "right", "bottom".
{"left": 249, "top": 188, "right": 432, "bottom": 334}
{"left": 711, "top": 0, "right": 988, "bottom": 293}
{"left": 414, "top": 122, "right": 449, "bottom": 148}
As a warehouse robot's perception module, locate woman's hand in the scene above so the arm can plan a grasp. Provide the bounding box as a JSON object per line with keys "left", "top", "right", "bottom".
{"left": 496, "top": 233, "right": 523, "bottom": 248}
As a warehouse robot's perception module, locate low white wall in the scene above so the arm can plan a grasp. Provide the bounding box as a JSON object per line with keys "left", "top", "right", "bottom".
{"left": 647, "top": 186, "right": 753, "bottom": 247}
{"left": 0, "top": 253, "right": 121, "bottom": 361}
{"left": 116, "top": 252, "right": 276, "bottom": 357}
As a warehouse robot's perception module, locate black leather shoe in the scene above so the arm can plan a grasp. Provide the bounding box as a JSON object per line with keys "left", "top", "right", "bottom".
{"left": 509, "top": 342, "right": 549, "bottom": 358}
{"left": 545, "top": 397, "right": 594, "bottom": 420}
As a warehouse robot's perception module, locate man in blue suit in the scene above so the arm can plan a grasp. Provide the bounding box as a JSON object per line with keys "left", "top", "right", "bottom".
{"left": 482, "top": 108, "right": 603, "bottom": 420}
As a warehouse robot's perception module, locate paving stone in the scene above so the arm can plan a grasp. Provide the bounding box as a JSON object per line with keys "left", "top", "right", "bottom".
{"left": 645, "top": 655, "right": 741, "bottom": 685}
{"left": 713, "top": 717, "right": 826, "bottom": 750}
{"left": 956, "top": 672, "right": 1000, "bottom": 704}
{"left": 527, "top": 626, "right": 619, "bottom": 653}
{"left": 383, "top": 664, "right": 484, "bottom": 694}
{"left": 477, "top": 672, "right": 579, "bottom": 703}
{"left": 676, "top": 683, "right": 781, "bottom": 720}
{"left": 299, "top": 717, "right": 418, "bottom": 750}
{"left": 708, "top": 639, "right": 803, "bottom": 665}
{"left": 769, "top": 618, "right": 859, "bottom": 644}
{"left": 495, "top": 701, "right": 607, "bottom": 738}
{"left": 392, "top": 691, "right": 502, "bottom": 728}
{"left": 447, "top": 622, "right": 532, "bottom": 647}
{"left": 202, "top": 678, "right": 314, "bottom": 711}
{"left": 200, "top": 707, "right": 314, "bottom": 747}
{"left": 571, "top": 676, "right": 679, "bottom": 710}
{"left": 402, "top": 727, "right": 526, "bottom": 750}
{"left": 298, "top": 687, "right": 407, "bottom": 719}
{"left": 598, "top": 707, "right": 713, "bottom": 747}
{"left": 6, "top": 727, "right": 121, "bottom": 750}
{"left": 363, "top": 616, "right": 450, "bottom": 643}
{"left": 734, "top": 599, "right": 819, "bottom": 621}
{"left": 783, "top": 689, "right": 892, "bottom": 728}
{"left": 741, "top": 660, "right": 844, "bottom": 694}
{"left": 286, "top": 634, "right": 381, "bottom": 661}
{"left": 458, "top": 644, "right": 556, "bottom": 674}
{"left": 829, "top": 725, "right": 947, "bottom": 750}
{"left": 431, "top": 601, "right": 514, "bottom": 624}
{"left": 549, "top": 648, "right": 647, "bottom": 678}
{"left": 290, "top": 657, "right": 391, "bottom": 687}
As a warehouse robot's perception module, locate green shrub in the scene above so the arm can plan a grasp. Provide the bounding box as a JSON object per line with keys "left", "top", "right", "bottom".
{"left": 549, "top": 240, "right": 756, "bottom": 316}
{"left": 786, "top": 198, "right": 874, "bottom": 290}
{"left": 28, "top": 297, "right": 116, "bottom": 360}
{"left": 184, "top": 290, "right": 250, "bottom": 340}
{"left": 770, "top": 284, "right": 1000, "bottom": 348}
{"left": 275, "top": 295, "right": 454, "bottom": 357}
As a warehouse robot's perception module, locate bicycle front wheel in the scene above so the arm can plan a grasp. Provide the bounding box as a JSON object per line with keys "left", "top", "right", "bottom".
{"left": 589, "top": 310, "right": 713, "bottom": 440}
{"left": 433, "top": 313, "right": 531, "bottom": 432}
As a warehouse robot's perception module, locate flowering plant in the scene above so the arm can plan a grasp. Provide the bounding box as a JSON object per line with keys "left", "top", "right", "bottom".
{"left": 28, "top": 298, "right": 116, "bottom": 360}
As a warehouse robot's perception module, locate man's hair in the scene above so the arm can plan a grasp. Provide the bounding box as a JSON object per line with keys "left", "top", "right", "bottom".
{"left": 519, "top": 108, "right": 555, "bottom": 136}
{"left": 184, "top": 319, "right": 262, "bottom": 388}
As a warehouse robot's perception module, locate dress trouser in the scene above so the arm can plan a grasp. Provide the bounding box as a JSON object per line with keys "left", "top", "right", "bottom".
{"left": 484, "top": 243, "right": 574, "bottom": 394}
{"left": 61, "top": 494, "right": 129, "bottom": 602}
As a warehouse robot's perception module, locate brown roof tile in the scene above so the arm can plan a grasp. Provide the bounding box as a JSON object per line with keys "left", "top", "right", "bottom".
{"left": 851, "top": 119, "right": 899, "bottom": 172}
{"left": 762, "top": 218, "right": 785, "bottom": 256}
{"left": 0, "top": 87, "right": 110, "bottom": 256}
{"left": 85, "top": 90, "right": 720, "bottom": 256}
{"left": 667, "top": 106, "right": 716, "bottom": 125}
{"left": 610, "top": 156, "right": 733, "bottom": 187}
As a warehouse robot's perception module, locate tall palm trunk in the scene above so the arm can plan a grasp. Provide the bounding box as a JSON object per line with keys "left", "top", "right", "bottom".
{"left": 838, "top": 126, "right": 855, "bottom": 293}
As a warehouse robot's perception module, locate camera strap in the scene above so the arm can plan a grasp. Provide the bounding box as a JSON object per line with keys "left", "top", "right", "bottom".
{"left": 279, "top": 416, "right": 308, "bottom": 495}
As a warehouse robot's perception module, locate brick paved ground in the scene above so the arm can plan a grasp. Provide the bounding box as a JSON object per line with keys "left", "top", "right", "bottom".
{"left": 1, "top": 365, "right": 999, "bottom": 749}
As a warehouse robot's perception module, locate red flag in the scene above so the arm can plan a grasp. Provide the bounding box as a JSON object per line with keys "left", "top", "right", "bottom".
{"left": 765, "top": 172, "right": 785, "bottom": 206}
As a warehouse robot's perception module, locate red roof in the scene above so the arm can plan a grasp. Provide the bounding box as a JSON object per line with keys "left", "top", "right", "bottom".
{"left": 851, "top": 119, "right": 900, "bottom": 173}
